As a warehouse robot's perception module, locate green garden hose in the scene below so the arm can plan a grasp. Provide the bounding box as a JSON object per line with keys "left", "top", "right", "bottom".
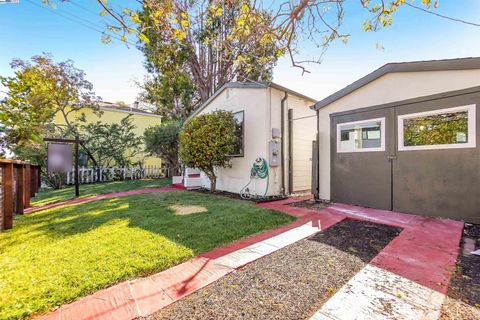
{"left": 240, "top": 157, "right": 269, "bottom": 199}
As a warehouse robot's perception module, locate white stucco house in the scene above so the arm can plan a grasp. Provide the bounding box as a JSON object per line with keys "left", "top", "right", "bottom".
{"left": 179, "top": 82, "right": 317, "bottom": 198}
{"left": 312, "top": 57, "right": 480, "bottom": 223}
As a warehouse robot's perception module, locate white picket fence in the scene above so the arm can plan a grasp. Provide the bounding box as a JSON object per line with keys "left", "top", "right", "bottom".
{"left": 65, "top": 166, "right": 165, "bottom": 185}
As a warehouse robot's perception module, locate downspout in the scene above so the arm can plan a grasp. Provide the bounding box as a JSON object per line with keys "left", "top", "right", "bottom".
{"left": 315, "top": 108, "right": 320, "bottom": 200}
{"left": 281, "top": 92, "right": 288, "bottom": 196}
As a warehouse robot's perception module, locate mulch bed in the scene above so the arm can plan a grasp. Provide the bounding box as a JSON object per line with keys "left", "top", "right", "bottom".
{"left": 145, "top": 219, "right": 401, "bottom": 320}
{"left": 289, "top": 198, "right": 330, "bottom": 210}
{"left": 440, "top": 223, "right": 480, "bottom": 320}
{"left": 192, "top": 188, "right": 287, "bottom": 203}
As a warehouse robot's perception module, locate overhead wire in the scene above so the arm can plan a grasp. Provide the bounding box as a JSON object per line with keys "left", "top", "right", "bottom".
{"left": 26, "top": 0, "right": 137, "bottom": 46}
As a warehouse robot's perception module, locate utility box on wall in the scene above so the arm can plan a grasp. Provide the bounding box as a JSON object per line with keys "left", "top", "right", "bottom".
{"left": 269, "top": 140, "right": 281, "bottom": 167}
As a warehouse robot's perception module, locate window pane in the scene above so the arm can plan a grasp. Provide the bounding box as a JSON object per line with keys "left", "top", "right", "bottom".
{"left": 339, "top": 120, "right": 382, "bottom": 151}
{"left": 233, "top": 111, "right": 244, "bottom": 156}
{"left": 403, "top": 111, "right": 468, "bottom": 147}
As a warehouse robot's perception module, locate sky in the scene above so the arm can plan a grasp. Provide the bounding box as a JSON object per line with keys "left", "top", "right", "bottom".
{"left": 1, "top": 0, "right": 480, "bottom": 104}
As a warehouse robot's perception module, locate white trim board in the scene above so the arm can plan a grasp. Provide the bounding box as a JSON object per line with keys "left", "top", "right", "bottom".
{"left": 336, "top": 117, "right": 386, "bottom": 153}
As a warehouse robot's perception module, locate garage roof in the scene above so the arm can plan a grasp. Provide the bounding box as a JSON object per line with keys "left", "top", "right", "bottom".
{"left": 190, "top": 82, "right": 317, "bottom": 117}
{"left": 313, "top": 57, "right": 480, "bottom": 110}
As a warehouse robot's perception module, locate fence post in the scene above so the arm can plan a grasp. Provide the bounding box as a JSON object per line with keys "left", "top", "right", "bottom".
{"left": 15, "top": 165, "right": 24, "bottom": 215}
{"left": 23, "top": 164, "right": 31, "bottom": 209}
{"left": 3, "top": 163, "right": 14, "bottom": 230}
{"left": 30, "top": 166, "right": 36, "bottom": 197}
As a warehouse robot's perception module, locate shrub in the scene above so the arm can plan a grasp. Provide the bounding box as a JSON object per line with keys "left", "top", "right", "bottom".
{"left": 179, "top": 110, "right": 236, "bottom": 192}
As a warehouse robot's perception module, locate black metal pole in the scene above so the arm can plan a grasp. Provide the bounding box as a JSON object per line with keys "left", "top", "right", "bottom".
{"left": 74, "top": 134, "right": 80, "bottom": 197}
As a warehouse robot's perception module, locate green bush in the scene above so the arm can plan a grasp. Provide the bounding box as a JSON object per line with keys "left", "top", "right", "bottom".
{"left": 179, "top": 110, "right": 236, "bottom": 192}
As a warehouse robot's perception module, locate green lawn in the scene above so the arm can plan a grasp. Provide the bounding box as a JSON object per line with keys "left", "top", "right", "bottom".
{"left": 0, "top": 191, "right": 295, "bottom": 319}
{"left": 32, "top": 178, "right": 171, "bottom": 207}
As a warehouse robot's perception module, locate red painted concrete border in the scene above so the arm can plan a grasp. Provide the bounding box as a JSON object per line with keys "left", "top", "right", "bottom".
{"left": 33, "top": 196, "right": 463, "bottom": 320}
{"left": 26, "top": 186, "right": 183, "bottom": 214}
{"left": 322, "top": 203, "right": 463, "bottom": 294}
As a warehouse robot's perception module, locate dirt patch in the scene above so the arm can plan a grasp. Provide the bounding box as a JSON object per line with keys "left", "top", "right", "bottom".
{"left": 290, "top": 198, "right": 330, "bottom": 210}
{"left": 308, "top": 219, "right": 402, "bottom": 263}
{"left": 144, "top": 219, "right": 401, "bottom": 320}
{"left": 192, "top": 188, "right": 287, "bottom": 203}
{"left": 440, "top": 223, "right": 480, "bottom": 320}
{"left": 170, "top": 205, "right": 207, "bottom": 216}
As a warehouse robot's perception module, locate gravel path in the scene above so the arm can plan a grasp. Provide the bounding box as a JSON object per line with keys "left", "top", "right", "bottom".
{"left": 146, "top": 220, "right": 401, "bottom": 320}
{"left": 440, "top": 223, "right": 480, "bottom": 320}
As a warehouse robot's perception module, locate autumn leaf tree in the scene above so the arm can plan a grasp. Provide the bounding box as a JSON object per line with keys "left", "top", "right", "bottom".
{"left": 179, "top": 110, "right": 236, "bottom": 192}
{"left": 91, "top": 0, "right": 280, "bottom": 122}
{"left": 88, "top": 0, "right": 443, "bottom": 76}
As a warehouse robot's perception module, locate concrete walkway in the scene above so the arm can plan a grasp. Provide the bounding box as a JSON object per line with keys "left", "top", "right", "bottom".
{"left": 32, "top": 194, "right": 463, "bottom": 320}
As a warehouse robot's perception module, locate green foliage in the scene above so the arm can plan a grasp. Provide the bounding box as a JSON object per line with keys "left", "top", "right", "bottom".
{"left": 144, "top": 121, "right": 182, "bottom": 176}
{"left": 1, "top": 190, "right": 294, "bottom": 319}
{"left": 0, "top": 54, "right": 99, "bottom": 153}
{"left": 403, "top": 111, "right": 468, "bottom": 146}
{"left": 179, "top": 110, "right": 236, "bottom": 192}
{"left": 140, "top": 72, "right": 196, "bottom": 121}
{"left": 76, "top": 115, "right": 143, "bottom": 168}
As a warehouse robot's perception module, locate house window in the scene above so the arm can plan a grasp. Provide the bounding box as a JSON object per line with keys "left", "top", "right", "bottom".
{"left": 232, "top": 111, "right": 244, "bottom": 156}
{"left": 398, "top": 105, "right": 476, "bottom": 151}
{"left": 337, "top": 118, "right": 385, "bottom": 153}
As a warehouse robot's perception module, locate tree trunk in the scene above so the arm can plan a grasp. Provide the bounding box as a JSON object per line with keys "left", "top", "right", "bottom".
{"left": 208, "top": 173, "right": 217, "bottom": 193}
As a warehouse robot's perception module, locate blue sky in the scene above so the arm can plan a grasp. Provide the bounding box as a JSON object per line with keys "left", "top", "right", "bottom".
{"left": 1, "top": 0, "right": 479, "bottom": 104}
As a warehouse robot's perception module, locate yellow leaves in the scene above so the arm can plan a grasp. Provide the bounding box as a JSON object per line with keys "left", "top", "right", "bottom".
{"left": 101, "top": 35, "right": 112, "bottom": 44}
{"left": 130, "top": 12, "right": 141, "bottom": 24}
{"left": 138, "top": 33, "right": 149, "bottom": 44}
{"left": 237, "top": 17, "right": 245, "bottom": 28}
{"left": 174, "top": 29, "right": 187, "bottom": 41}
{"left": 99, "top": 10, "right": 107, "bottom": 17}
{"left": 235, "top": 55, "right": 247, "bottom": 64}
{"left": 180, "top": 19, "right": 189, "bottom": 29}
{"left": 241, "top": 3, "right": 250, "bottom": 14}
{"left": 214, "top": 6, "right": 223, "bottom": 16}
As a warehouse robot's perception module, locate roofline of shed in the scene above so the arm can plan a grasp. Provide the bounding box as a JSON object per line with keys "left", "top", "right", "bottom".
{"left": 189, "top": 82, "right": 317, "bottom": 118}
{"left": 313, "top": 57, "right": 480, "bottom": 110}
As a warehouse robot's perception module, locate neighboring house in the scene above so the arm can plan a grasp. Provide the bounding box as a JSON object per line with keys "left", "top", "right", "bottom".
{"left": 188, "top": 82, "right": 317, "bottom": 197}
{"left": 312, "top": 57, "right": 480, "bottom": 223}
{"left": 54, "top": 101, "right": 163, "bottom": 167}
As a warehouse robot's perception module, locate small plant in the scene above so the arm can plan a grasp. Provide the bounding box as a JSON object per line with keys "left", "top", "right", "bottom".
{"left": 179, "top": 110, "right": 236, "bottom": 192}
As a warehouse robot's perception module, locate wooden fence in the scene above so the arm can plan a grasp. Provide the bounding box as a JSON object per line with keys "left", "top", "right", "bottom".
{"left": 65, "top": 166, "right": 165, "bottom": 185}
{"left": 0, "top": 160, "right": 41, "bottom": 231}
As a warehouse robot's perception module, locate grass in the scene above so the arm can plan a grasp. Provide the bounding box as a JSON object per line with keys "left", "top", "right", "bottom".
{"left": 0, "top": 191, "right": 295, "bottom": 319}
{"left": 31, "top": 178, "right": 171, "bottom": 207}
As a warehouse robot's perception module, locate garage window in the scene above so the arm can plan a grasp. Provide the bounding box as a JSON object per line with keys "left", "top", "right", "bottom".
{"left": 337, "top": 118, "right": 385, "bottom": 153}
{"left": 398, "top": 105, "right": 476, "bottom": 151}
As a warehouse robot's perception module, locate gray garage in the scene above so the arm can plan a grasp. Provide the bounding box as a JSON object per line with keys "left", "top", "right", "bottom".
{"left": 313, "top": 58, "right": 480, "bottom": 223}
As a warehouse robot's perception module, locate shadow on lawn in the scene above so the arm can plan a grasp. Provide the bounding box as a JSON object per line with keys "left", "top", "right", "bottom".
{"left": 21, "top": 191, "right": 293, "bottom": 254}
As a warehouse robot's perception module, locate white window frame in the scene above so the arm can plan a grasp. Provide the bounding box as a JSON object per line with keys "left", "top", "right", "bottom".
{"left": 336, "top": 117, "right": 386, "bottom": 153}
{"left": 398, "top": 104, "right": 476, "bottom": 151}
